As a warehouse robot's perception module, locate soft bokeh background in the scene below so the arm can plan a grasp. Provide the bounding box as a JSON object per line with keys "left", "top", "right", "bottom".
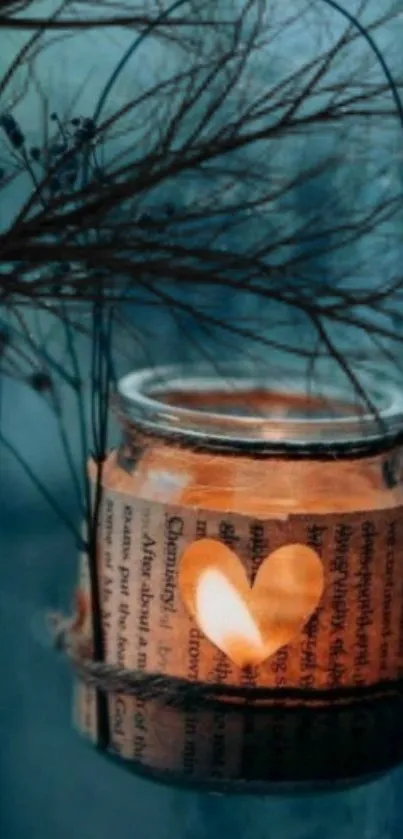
{"left": 2, "top": 2, "right": 403, "bottom": 836}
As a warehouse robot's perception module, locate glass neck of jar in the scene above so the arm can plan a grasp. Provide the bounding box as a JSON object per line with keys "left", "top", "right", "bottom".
{"left": 117, "top": 363, "right": 403, "bottom": 459}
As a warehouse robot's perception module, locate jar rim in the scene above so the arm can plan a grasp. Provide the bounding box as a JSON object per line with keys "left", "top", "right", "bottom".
{"left": 118, "top": 362, "right": 403, "bottom": 456}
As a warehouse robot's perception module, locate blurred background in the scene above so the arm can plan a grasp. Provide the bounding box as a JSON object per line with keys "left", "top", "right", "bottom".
{"left": 1, "top": 1, "right": 403, "bottom": 836}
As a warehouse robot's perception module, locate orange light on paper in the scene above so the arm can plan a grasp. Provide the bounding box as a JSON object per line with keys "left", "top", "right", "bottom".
{"left": 179, "top": 538, "right": 324, "bottom": 669}
{"left": 99, "top": 442, "right": 403, "bottom": 516}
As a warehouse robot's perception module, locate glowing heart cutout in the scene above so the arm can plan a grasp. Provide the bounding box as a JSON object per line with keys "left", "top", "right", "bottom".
{"left": 179, "top": 539, "right": 324, "bottom": 668}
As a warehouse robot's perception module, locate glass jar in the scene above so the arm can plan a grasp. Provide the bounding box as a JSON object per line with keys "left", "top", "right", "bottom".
{"left": 78, "top": 362, "right": 403, "bottom": 792}
{"left": 110, "top": 363, "right": 403, "bottom": 516}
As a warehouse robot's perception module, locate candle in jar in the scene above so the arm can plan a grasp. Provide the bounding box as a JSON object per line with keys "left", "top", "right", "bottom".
{"left": 77, "top": 367, "right": 403, "bottom": 789}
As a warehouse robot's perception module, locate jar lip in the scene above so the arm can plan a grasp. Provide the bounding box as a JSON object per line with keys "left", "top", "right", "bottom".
{"left": 118, "top": 363, "right": 403, "bottom": 455}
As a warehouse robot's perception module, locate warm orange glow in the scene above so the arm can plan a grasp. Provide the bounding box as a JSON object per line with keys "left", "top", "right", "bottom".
{"left": 195, "top": 568, "right": 266, "bottom": 669}
{"left": 179, "top": 538, "right": 324, "bottom": 669}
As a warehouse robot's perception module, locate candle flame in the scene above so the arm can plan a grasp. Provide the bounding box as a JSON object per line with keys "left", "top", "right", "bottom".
{"left": 195, "top": 568, "right": 265, "bottom": 668}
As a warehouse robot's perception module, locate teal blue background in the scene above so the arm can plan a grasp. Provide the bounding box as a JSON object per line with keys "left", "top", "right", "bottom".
{"left": 2, "top": 3, "right": 403, "bottom": 836}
